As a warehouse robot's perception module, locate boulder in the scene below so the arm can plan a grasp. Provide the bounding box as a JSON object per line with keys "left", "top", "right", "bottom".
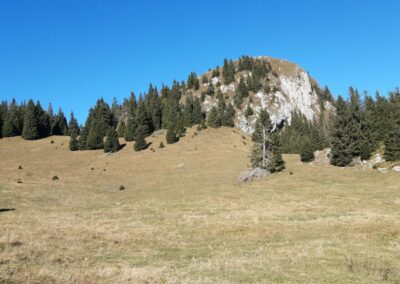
{"left": 238, "top": 168, "right": 269, "bottom": 182}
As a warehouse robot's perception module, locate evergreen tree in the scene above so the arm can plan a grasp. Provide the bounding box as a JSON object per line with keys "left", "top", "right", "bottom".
{"left": 166, "top": 122, "right": 178, "bottom": 144}
{"left": 211, "top": 66, "right": 220, "bottom": 78}
{"left": 78, "top": 110, "right": 92, "bottom": 150}
{"left": 207, "top": 107, "right": 221, "bottom": 128}
{"left": 104, "top": 127, "right": 120, "bottom": 153}
{"left": 69, "top": 133, "right": 79, "bottom": 151}
{"left": 187, "top": 72, "right": 200, "bottom": 90}
{"left": 22, "top": 100, "right": 40, "bottom": 140}
{"left": 268, "top": 132, "right": 285, "bottom": 173}
{"left": 330, "top": 96, "right": 353, "bottom": 167}
{"left": 51, "top": 108, "right": 68, "bottom": 135}
{"left": 125, "top": 114, "right": 137, "bottom": 142}
{"left": 68, "top": 112, "right": 80, "bottom": 136}
{"left": 222, "top": 103, "right": 235, "bottom": 127}
{"left": 234, "top": 77, "right": 247, "bottom": 108}
{"left": 2, "top": 99, "right": 21, "bottom": 137}
{"left": 384, "top": 96, "right": 400, "bottom": 161}
{"left": 238, "top": 55, "right": 253, "bottom": 71}
{"left": 116, "top": 120, "right": 126, "bottom": 138}
{"left": 146, "top": 84, "right": 162, "bottom": 131}
{"left": 222, "top": 59, "right": 235, "bottom": 85}
{"left": 36, "top": 101, "right": 51, "bottom": 138}
{"left": 133, "top": 101, "right": 150, "bottom": 151}
{"left": 206, "top": 84, "right": 214, "bottom": 96}
{"left": 245, "top": 104, "right": 254, "bottom": 117}
{"left": 86, "top": 99, "right": 114, "bottom": 150}
{"left": 300, "top": 138, "right": 315, "bottom": 162}
{"left": 201, "top": 74, "right": 208, "bottom": 84}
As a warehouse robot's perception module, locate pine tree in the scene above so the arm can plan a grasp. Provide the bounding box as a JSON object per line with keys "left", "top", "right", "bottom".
{"left": 104, "top": 127, "right": 120, "bottom": 153}
{"left": 330, "top": 96, "right": 353, "bottom": 167}
{"left": 146, "top": 84, "right": 162, "bottom": 131}
{"left": 125, "top": 114, "right": 137, "bottom": 141}
{"left": 222, "top": 103, "right": 235, "bottom": 127}
{"left": 268, "top": 132, "right": 285, "bottom": 173}
{"left": 201, "top": 74, "right": 208, "bottom": 84}
{"left": 207, "top": 107, "right": 221, "bottom": 128}
{"left": 51, "top": 108, "right": 68, "bottom": 136}
{"left": 192, "top": 97, "right": 203, "bottom": 125}
{"left": 187, "top": 72, "right": 199, "bottom": 90}
{"left": 245, "top": 104, "right": 254, "bottom": 117}
{"left": 22, "top": 100, "right": 40, "bottom": 140}
{"left": 211, "top": 66, "right": 220, "bottom": 78}
{"left": 69, "top": 133, "right": 79, "bottom": 151}
{"left": 133, "top": 101, "right": 150, "bottom": 151}
{"left": 222, "top": 59, "right": 235, "bottom": 85}
{"left": 68, "top": 112, "right": 80, "bottom": 136}
{"left": 300, "top": 138, "right": 315, "bottom": 162}
{"left": 4, "top": 99, "right": 24, "bottom": 137}
{"left": 36, "top": 101, "right": 51, "bottom": 138}
{"left": 166, "top": 122, "right": 178, "bottom": 144}
{"left": 384, "top": 98, "right": 400, "bottom": 161}
{"left": 86, "top": 99, "right": 114, "bottom": 150}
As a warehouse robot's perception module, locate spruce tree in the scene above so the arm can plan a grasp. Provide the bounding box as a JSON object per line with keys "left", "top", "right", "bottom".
{"left": 268, "top": 132, "right": 285, "bottom": 173}
{"left": 104, "top": 127, "right": 120, "bottom": 153}
{"left": 133, "top": 101, "right": 150, "bottom": 151}
{"left": 86, "top": 99, "right": 114, "bottom": 150}
{"left": 211, "top": 66, "right": 220, "bottom": 78}
{"left": 245, "top": 104, "right": 254, "bottom": 117}
{"left": 51, "top": 108, "right": 68, "bottom": 136}
{"left": 22, "top": 100, "right": 40, "bottom": 140}
{"left": 207, "top": 107, "right": 221, "bottom": 128}
{"left": 222, "top": 59, "right": 235, "bottom": 85}
{"left": 3, "top": 99, "right": 23, "bottom": 137}
{"left": 68, "top": 112, "right": 80, "bottom": 136}
{"left": 69, "top": 133, "right": 79, "bottom": 151}
{"left": 166, "top": 122, "right": 178, "bottom": 144}
{"left": 300, "top": 138, "right": 315, "bottom": 162}
{"left": 146, "top": 84, "right": 162, "bottom": 131}
{"left": 384, "top": 102, "right": 400, "bottom": 161}
{"left": 330, "top": 96, "right": 353, "bottom": 166}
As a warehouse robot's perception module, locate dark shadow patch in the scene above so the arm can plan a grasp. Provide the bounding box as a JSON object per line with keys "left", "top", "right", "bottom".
{"left": 0, "top": 208, "right": 15, "bottom": 213}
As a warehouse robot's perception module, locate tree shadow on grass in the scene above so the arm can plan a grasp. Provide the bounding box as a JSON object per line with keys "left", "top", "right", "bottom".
{"left": 0, "top": 208, "right": 15, "bottom": 213}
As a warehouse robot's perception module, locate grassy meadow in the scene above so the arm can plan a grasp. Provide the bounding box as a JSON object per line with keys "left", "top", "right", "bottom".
{"left": 0, "top": 127, "right": 399, "bottom": 283}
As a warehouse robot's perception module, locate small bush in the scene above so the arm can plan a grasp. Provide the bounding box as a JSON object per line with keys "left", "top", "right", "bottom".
{"left": 194, "top": 132, "right": 198, "bottom": 136}
{"left": 50, "top": 140, "right": 54, "bottom": 144}
{"left": 18, "top": 165, "right": 23, "bottom": 170}
{"left": 159, "top": 142, "right": 165, "bottom": 148}
{"left": 196, "top": 125, "right": 202, "bottom": 131}
{"left": 290, "top": 172, "right": 293, "bottom": 175}
{"left": 52, "top": 175, "right": 59, "bottom": 181}
{"left": 119, "top": 185, "right": 125, "bottom": 191}
{"left": 90, "top": 167, "right": 94, "bottom": 171}
{"left": 17, "top": 179, "right": 23, "bottom": 184}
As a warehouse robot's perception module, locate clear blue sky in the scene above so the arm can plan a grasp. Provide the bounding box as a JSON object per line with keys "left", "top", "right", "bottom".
{"left": 1, "top": 0, "right": 399, "bottom": 123}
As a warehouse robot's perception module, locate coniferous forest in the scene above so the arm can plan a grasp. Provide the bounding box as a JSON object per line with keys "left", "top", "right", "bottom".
{"left": 1, "top": 57, "right": 399, "bottom": 171}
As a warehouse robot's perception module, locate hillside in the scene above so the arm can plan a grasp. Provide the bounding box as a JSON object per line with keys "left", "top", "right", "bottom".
{"left": 181, "top": 56, "right": 333, "bottom": 134}
{"left": 1, "top": 128, "right": 400, "bottom": 283}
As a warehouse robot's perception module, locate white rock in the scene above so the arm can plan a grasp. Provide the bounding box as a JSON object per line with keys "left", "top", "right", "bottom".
{"left": 392, "top": 166, "right": 400, "bottom": 172}
{"left": 211, "top": 77, "right": 220, "bottom": 85}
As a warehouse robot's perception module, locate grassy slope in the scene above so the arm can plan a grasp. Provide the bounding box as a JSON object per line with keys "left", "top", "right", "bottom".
{"left": 0, "top": 127, "right": 399, "bottom": 283}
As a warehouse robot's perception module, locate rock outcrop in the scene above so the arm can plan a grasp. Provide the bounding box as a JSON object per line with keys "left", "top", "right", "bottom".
{"left": 185, "top": 56, "right": 333, "bottom": 134}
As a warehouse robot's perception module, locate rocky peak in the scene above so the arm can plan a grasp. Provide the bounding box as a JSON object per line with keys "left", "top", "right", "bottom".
{"left": 184, "top": 56, "right": 334, "bottom": 134}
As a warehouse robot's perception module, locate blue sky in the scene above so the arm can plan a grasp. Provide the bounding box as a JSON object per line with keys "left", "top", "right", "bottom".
{"left": 0, "top": 0, "right": 399, "bottom": 123}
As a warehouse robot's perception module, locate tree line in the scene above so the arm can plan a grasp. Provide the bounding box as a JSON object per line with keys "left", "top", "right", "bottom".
{"left": 0, "top": 99, "right": 79, "bottom": 140}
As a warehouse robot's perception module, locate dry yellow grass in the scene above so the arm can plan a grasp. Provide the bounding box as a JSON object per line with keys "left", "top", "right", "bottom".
{"left": 0, "top": 127, "right": 399, "bottom": 283}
